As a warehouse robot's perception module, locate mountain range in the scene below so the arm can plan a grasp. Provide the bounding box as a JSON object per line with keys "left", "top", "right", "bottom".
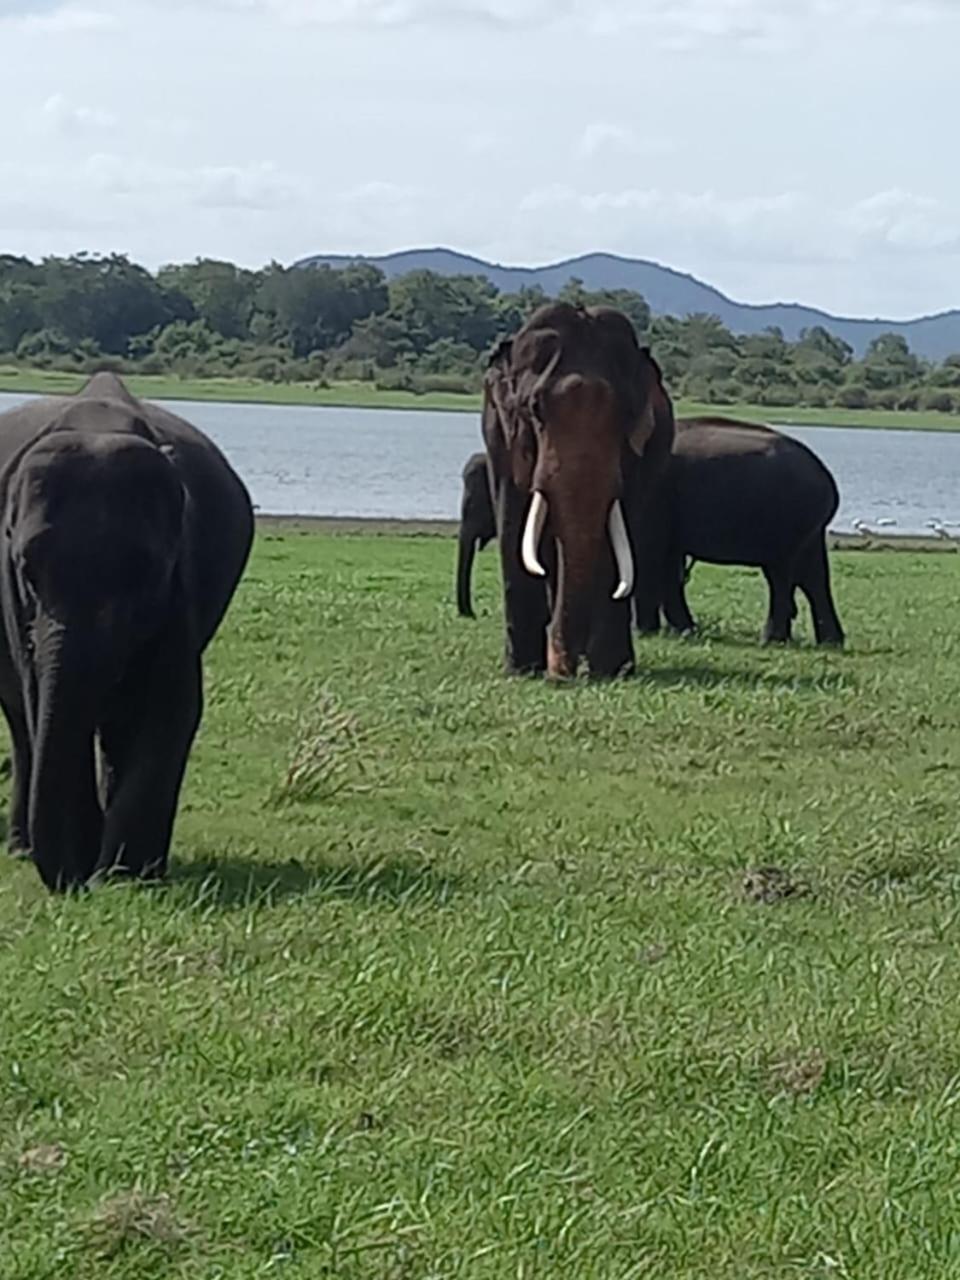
{"left": 297, "top": 248, "right": 960, "bottom": 360}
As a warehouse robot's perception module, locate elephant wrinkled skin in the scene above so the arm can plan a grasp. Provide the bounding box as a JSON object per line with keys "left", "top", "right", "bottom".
{"left": 0, "top": 372, "right": 254, "bottom": 891}
{"left": 483, "top": 303, "right": 674, "bottom": 680}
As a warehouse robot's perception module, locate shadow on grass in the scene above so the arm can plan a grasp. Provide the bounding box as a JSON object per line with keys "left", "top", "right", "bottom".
{"left": 637, "top": 663, "right": 850, "bottom": 694}
{"left": 168, "top": 854, "right": 461, "bottom": 911}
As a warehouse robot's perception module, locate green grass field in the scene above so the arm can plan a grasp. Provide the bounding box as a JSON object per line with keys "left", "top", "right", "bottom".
{"left": 3, "top": 532, "right": 960, "bottom": 1277}
{"left": 1, "top": 366, "right": 958, "bottom": 432}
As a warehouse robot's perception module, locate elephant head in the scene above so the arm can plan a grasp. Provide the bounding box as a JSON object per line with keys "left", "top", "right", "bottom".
{"left": 0, "top": 397, "right": 186, "bottom": 887}
{"left": 484, "top": 303, "right": 674, "bottom": 679}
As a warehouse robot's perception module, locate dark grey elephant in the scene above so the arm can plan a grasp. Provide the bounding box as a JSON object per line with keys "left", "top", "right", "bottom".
{"left": 633, "top": 417, "right": 844, "bottom": 646}
{"left": 0, "top": 372, "right": 254, "bottom": 892}
{"left": 455, "top": 451, "right": 495, "bottom": 618}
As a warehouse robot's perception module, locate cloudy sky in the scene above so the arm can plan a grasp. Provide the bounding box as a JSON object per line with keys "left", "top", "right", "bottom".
{"left": 1, "top": 0, "right": 957, "bottom": 318}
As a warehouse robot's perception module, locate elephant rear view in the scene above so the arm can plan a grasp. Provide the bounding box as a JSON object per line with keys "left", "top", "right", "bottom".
{"left": 640, "top": 417, "right": 844, "bottom": 645}
{"left": 0, "top": 372, "right": 254, "bottom": 891}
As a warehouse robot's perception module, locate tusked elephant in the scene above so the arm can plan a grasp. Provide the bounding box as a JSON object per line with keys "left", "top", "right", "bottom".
{"left": 483, "top": 303, "right": 674, "bottom": 679}
{"left": 633, "top": 416, "right": 845, "bottom": 646}
{"left": 0, "top": 372, "right": 254, "bottom": 892}
{"left": 455, "top": 451, "right": 495, "bottom": 618}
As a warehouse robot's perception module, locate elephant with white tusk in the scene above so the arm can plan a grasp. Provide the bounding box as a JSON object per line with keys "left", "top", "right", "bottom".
{"left": 482, "top": 303, "right": 674, "bottom": 680}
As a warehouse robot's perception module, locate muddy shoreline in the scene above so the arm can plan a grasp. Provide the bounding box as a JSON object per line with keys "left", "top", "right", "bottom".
{"left": 254, "top": 513, "right": 957, "bottom": 553}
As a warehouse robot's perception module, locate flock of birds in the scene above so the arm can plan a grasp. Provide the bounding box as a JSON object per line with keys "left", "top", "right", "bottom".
{"left": 851, "top": 517, "right": 960, "bottom": 541}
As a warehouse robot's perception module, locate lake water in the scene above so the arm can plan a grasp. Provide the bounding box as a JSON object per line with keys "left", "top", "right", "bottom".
{"left": 0, "top": 391, "right": 958, "bottom": 534}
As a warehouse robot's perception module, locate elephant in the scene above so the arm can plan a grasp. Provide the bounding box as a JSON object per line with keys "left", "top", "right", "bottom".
{"left": 455, "top": 451, "right": 495, "bottom": 618}
{"left": 633, "top": 416, "right": 845, "bottom": 646}
{"left": 0, "top": 371, "right": 254, "bottom": 892}
{"left": 483, "top": 302, "right": 675, "bottom": 679}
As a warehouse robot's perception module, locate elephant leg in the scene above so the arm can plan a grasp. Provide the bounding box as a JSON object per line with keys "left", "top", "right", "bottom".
{"left": 496, "top": 483, "right": 549, "bottom": 675}
{"left": 662, "top": 554, "right": 697, "bottom": 635}
{"left": 586, "top": 593, "right": 635, "bottom": 680}
{"left": 762, "top": 566, "right": 795, "bottom": 644}
{"left": 633, "top": 593, "right": 661, "bottom": 635}
{"left": 796, "top": 535, "right": 845, "bottom": 647}
{"left": 97, "top": 648, "right": 202, "bottom": 882}
{"left": 0, "top": 696, "right": 31, "bottom": 857}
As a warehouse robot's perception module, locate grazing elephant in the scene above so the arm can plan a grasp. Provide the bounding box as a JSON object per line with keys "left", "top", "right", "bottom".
{"left": 633, "top": 416, "right": 844, "bottom": 646}
{"left": 455, "top": 451, "right": 495, "bottom": 618}
{"left": 484, "top": 302, "right": 674, "bottom": 679}
{"left": 0, "top": 372, "right": 254, "bottom": 892}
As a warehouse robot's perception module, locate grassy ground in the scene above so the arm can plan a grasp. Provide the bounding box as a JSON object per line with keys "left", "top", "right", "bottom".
{"left": 1, "top": 366, "right": 958, "bottom": 431}
{"left": 3, "top": 533, "right": 960, "bottom": 1277}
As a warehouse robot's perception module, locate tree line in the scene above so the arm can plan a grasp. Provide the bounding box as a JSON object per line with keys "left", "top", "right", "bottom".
{"left": 2, "top": 251, "right": 959, "bottom": 413}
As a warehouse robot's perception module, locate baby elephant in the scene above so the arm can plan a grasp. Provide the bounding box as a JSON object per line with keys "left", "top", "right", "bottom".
{"left": 0, "top": 372, "right": 253, "bottom": 891}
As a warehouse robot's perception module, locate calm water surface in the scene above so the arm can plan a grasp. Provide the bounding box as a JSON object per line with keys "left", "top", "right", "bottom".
{"left": 0, "top": 391, "right": 958, "bottom": 534}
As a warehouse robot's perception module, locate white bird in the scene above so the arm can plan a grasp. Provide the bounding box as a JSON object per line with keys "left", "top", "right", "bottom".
{"left": 927, "top": 520, "right": 953, "bottom": 540}
{"left": 876, "top": 518, "right": 897, "bottom": 528}
{"left": 852, "top": 519, "right": 872, "bottom": 536}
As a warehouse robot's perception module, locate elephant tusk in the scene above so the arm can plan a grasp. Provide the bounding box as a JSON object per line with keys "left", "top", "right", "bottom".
{"left": 609, "top": 500, "right": 634, "bottom": 601}
{"left": 521, "top": 491, "right": 548, "bottom": 578}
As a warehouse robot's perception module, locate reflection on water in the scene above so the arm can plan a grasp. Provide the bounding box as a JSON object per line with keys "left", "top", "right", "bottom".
{"left": 0, "top": 391, "right": 958, "bottom": 533}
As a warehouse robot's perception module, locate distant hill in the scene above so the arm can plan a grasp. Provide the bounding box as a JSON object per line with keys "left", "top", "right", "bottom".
{"left": 296, "top": 248, "right": 960, "bottom": 360}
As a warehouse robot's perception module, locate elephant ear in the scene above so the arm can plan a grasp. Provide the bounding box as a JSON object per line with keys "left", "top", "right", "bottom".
{"left": 483, "top": 335, "right": 540, "bottom": 492}
{"left": 505, "top": 327, "right": 568, "bottom": 491}
{"left": 627, "top": 348, "right": 675, "bottom": 459}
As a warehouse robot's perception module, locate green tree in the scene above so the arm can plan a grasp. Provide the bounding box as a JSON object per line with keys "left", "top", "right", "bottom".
{"left": 36, "top": 254, "right": 188, "bottom": 354}
{"left": 856, "top": 333, "right": 923, "bottom": 391}
{"left": 258, "top": 262, "right": 388, "bottom": 357}
{"left": 385, "top": 271, "right": 501, "bottom": 354}
{"left": 158, "top": 258, "right": 260, "bottom": 340}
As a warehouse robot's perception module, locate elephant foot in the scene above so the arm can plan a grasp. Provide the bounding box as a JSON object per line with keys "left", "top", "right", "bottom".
{"left": 97, "top": 844, "right": 169, "bottom": 885}
{"left": 7, "top": 841, "right": 29, "bottom": 860}
{"left": 587, "top": 661, "right": 635, "bottom": 682}
{"left": 505, "top": 661, "right": 546, "bottom": 678}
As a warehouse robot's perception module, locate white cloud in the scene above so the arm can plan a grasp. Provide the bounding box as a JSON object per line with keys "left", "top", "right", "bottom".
{"left": 187, "top": 0, "right": 960, "bottom": 41}
{"left": 844, "top": 190, "right": 960, "bottom": 253}
{"left": 84, "top": 153, "right": 298, "bottom": 211}
{"left": 578, "top": 123, "right": 671, "bottom": 160}
{"left": 164, "top": 0, "right": 568, "bottom": 25}
{"left": 1, "top": 3, "right": 115, "bottom": 31}
{"left": 42, "top": 93, "right": 116, "bottom": 134}
{"left": 5, "top": 0, "right": 959, "bottom": 39}
{"left": 513, "top": 183, "right": 960, "bottom": 266}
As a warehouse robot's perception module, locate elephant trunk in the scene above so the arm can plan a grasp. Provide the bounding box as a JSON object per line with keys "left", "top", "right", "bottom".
{"left": 522, "top": 492, "right": 634, "bottom": 679}
{"left": 456, "top": 527, "right": 478, "bottom": 618}
{"left": 27, "top": 626, "right": 104, "bottom": 892}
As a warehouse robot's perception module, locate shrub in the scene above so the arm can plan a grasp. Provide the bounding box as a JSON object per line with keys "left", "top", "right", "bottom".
{"left": 802, "top": 385, "right": 830, "bottom": 408}
{"left": 835, "top": 385, "right": 869, "bottom": 409}
{"left": 375, "top": 367, "right": 417, "bottom": 393}
{"left": 869, "top": 389, "right": 901, "bottom": 410}
{"left": 414, "top": 372, "right": 480, "bottom": 396}
{"left": 920, "top": 389, "right": 957, "bottom": 414}
{"left": 756, "top": 383, "right": 801, "bottom": 407}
